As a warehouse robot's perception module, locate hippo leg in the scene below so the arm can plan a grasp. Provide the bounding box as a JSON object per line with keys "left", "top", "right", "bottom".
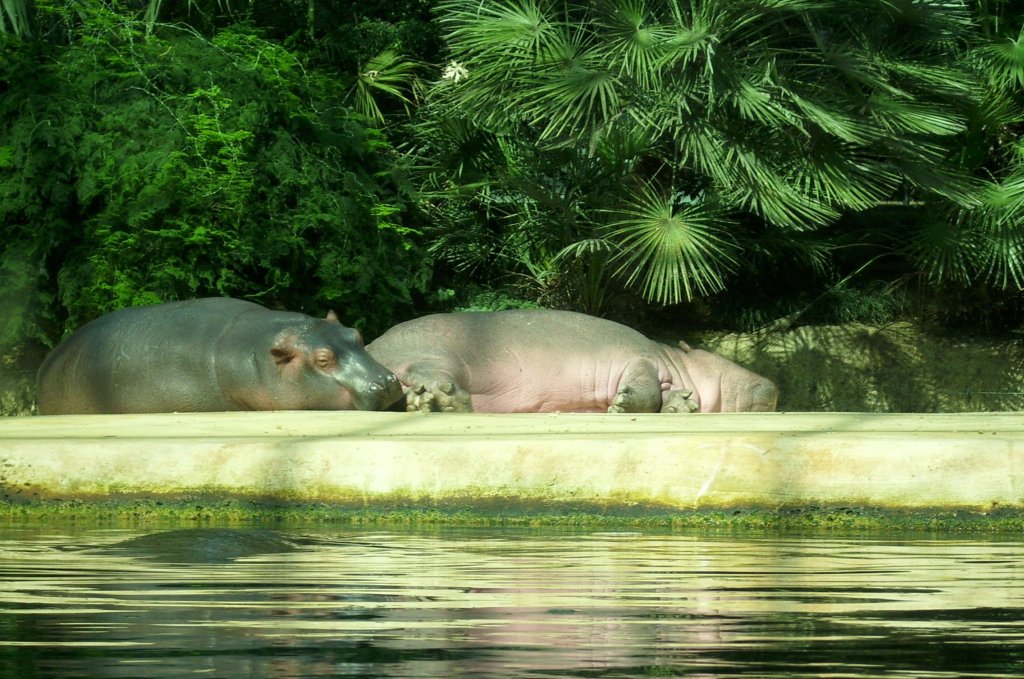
{"left": 406, "top": 380, "right": 473, "bottom": 413}
{"left": 608, "top": 361, "right": 663, "bottom": 413}
{"left": 661, "top": 389, "right": 700, "bottom": 414}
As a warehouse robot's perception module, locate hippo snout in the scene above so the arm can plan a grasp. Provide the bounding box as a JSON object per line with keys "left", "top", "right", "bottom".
{"left": 375, "top": 372, "right": 401, "bottom": 394}
{"left": 352, "top": 371, "right": 404, "bottom": 410}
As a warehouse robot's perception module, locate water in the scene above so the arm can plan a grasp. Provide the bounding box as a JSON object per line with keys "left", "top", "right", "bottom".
{"left": 1, "top": 525, "right": 1023, "bottom": 677}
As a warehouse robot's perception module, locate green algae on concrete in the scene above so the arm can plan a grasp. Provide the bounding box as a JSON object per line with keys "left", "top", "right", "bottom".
{"left": 4, "top": 498, "right": 1024, "bottom": 533}
{"left": 2, "top": 411, "right": 1023, "bottom": 529}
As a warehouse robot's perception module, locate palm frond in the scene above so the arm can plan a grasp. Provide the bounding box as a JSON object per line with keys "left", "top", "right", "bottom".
{"left": 904, "top": 211, "right": 979, "bottom": 285}
{"left": 875, "top": 55, "right": 977, "bottom": 97}
{"left": 605, "top": 184, "right": 737, "bottom": 304}
{"left": 865, "top": 95, "right": 966, "bottom": 136}
{"left": 658, "top": 0, "right": 722, "bottom": 71}
{"left": 787, "top": 145, "right": 899, "bottom": 211}
{"left": 749, "top": 0, "right": 830, "bottom": 9}
{"left": 979, "top": 218, "right": 1024, "bottom": 289}
{"left": 978, "top": 172, "right": 1024, "bottom": 289}
{"left": 673, "top": 119, "right": 726, "bottom": 179}
{"left": 596, "top": 0, "right": 669, "bottom": 90}
{"left": 733, "top": 180, "right": 839, "bottom": 229}
{"left": 353, "top": 50, "right": 420, "bottom": 124}
{"left": 744, "top": 225, "right": 833, "bottom": 276}
{"left": 818, "top": 43, "right": 901, "bottom": 94}
{"left": 787, "top": 91, "right": 875, "bottom": 143}
{"left": 439, "top": 0, "right": 556, "bottom": 61}
{"left": 435, "top": 0, "right": 565, "bottom": 130}
{"left": 973, "top": 23, "right": 1024, "bottom": 89}
{"left": 719, "top": 142, "right": 839, "bottom": 228}
{"left": 427, "top": 0, "right": 988, "bottom": 295}
{"left": 728, "top": 78, "right": 799, "bottom": 128}
{"left": 527, "top": 29, "right": 621, "bottom": 142}
{"left": 554, "top": 237, "right": 617, "bottom": 262}
{"left": 885, "top": 137, "right": 983, "bottom": 208}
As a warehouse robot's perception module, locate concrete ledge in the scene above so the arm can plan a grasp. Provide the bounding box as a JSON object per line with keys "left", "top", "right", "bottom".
{"left": 1, "top": 412, "right": 1022, "bottom": 519}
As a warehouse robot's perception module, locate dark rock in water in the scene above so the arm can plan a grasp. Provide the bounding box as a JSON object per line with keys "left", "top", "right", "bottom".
{"left": 102, "top": 528, "right": 301, "bottom": 564}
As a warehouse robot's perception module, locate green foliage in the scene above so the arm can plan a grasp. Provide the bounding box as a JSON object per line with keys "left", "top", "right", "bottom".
{"left": 143, "top": 0, "right": 445, "bottom": 77}
{"left": 353, "top": 49, "right": 422, "bottom": 124}
{"left": 974, "top": 22, "right": 1024, "bottom": 88}
{"left": 900, "top": 1, "right": 1024, "bottom": 298}
{"left": 3, "top": 0, "right": 1022, "bottom": 345}
{"left": 453, "top": 290, "right": 541, "bottom": 311}
{"left": 416, "top": 0, "right": 986, "bottom": 312}
{"left": 602, "top": 185, "right": 737, "bottom": 304}
{"left": 0, "top": 5, "right": 431, "bottom": 343}
{"left": 0, "top": 0, "right": 30, "bottom": 35}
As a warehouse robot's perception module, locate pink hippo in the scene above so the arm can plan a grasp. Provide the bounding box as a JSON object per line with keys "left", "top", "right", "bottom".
{"left": 366, "top": 309, "right": 777, "bottom": 413}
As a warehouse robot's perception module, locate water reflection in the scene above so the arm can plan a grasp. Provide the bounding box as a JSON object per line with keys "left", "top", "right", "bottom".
{"left": 1, "top": 526, "right": 1022, "bottom": 677}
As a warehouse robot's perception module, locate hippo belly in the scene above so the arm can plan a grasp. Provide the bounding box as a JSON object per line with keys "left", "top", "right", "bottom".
{"left": 466, "top": 357, "right": 615, "bottom": 413}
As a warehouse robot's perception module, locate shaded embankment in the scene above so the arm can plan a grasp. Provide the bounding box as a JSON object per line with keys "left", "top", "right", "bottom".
{"left": 702, "top": 322, "right": 1023, "bottom": 412}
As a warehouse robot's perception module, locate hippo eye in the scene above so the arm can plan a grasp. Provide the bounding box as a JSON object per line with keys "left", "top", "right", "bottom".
{"left": 313, "top": 349, "right": 337, "bottom": 369}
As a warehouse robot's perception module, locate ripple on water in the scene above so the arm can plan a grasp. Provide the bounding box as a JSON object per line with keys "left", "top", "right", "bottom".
{"left": 0, "top": 527, "right": 1022, "bottom": 678}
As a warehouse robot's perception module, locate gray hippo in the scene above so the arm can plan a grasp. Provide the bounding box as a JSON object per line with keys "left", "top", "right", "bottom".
{"left": 366, "top": 309, "right": 778, "bottom": 413}
{"left": 36, "top": 297, "right": 403, "bottom": 414}
{"left": 99, "top": 528, "right": 303, "bottom": 564}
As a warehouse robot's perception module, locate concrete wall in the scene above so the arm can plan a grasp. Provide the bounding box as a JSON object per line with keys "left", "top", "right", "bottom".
{"left": 2, "top": 412, "right": 1022, "bottom": 517}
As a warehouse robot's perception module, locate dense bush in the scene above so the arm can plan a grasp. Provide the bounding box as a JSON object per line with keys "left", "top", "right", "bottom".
{"left": 0, "top": 5, "right": 432, "bottom": 345}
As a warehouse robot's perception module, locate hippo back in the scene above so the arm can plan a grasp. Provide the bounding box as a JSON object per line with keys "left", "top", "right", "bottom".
{"left": 36, "top": 299, "right": 264, "bottom": 414}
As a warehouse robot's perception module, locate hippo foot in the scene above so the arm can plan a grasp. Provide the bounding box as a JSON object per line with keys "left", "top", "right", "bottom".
{"left": 608, "top": 386, "right": 631, "bottom": 413}
{"left": 608, "top": 384, "right": 660, "bottom": 413}
{"left": 661, "top": 389, "right": 699, "bottom": 414}
{"left": 406, "top": 381, "right": 472, "bottom": 413}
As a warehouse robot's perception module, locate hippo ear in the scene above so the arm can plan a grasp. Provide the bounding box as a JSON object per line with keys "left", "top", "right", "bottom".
{"left": 325, "top": 310, "right": 340, "bottom": 324}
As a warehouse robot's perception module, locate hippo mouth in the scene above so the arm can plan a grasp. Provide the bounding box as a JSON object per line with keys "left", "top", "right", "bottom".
{"left": 349, "top": 373, "right": 405, "bottom": 411}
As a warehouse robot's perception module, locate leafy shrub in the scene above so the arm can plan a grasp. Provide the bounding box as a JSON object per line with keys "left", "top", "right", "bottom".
{"left": 0, "top": 6, "right": 431, "bottom": 344}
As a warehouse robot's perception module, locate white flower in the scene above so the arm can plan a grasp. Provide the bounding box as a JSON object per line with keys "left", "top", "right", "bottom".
{"left": 442, "top": 61, "right": 469, "bottom": 83}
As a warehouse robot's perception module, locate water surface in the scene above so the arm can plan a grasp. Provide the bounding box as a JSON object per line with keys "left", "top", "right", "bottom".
{"left": 1, "top": 526, "right": 1022, "bottom": 677}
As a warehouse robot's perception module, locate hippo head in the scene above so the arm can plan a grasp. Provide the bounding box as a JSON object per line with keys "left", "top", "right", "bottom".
{"left": 269, "top": 311, "right": 403, "bottom": 410}
{"left": 675, "top": 343, "right": 778, "bottom": 413}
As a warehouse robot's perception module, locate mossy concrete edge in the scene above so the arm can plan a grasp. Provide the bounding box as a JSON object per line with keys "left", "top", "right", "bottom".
{"left": 2, "top": 411, "right": 1022, "bottom": 530}
{"left": 4, "top": 498, "right": 1024, "bottom": 533}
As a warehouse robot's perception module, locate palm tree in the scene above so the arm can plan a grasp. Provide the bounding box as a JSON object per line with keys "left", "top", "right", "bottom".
{"left": 908, "top": 9, "right": 1024, "bottom": 293}
{"left": 420, "top": 0, "right": 982, "bottom": 309}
